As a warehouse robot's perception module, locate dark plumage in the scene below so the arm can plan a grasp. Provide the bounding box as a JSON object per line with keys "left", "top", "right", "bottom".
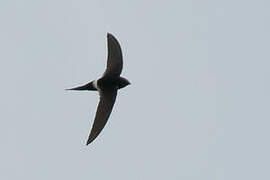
{"left": 67, "top": 33, "right": 130, "bottom": 145}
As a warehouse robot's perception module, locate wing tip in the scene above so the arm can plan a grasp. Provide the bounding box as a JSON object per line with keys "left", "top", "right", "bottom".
{"left": 86, "top": 134, "right": 97, "bottom": 146}
{"left": 107, "top": 32, "right": 118, "bottom": 42}
{"left": 86, "top": 139, "right": 92, "bottom": 146}
{"left": 107, "top": 32, "right": 113, "bottom": 38}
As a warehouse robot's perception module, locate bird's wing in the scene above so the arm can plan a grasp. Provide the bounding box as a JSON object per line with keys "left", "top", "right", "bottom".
{"left": 86, "top": 87, "right": 118, "bottom": 145}
{"left": 103, "top": 33, "right": 123, "bottom": 77}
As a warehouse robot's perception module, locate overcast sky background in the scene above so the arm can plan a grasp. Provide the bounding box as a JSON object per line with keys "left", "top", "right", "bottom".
{"left": 1, "top": 0, "right": 269, "bottom": 179}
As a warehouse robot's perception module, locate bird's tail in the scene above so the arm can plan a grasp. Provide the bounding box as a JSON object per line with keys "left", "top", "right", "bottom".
{"left": 66, "top": 81, "right": 97, "bottom": 91}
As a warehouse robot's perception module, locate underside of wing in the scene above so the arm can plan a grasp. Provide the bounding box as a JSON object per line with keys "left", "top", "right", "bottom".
{"left": 103, "top": 33, "right": 123, "bottom": 77}
{"left": 86, "top": 87, "right": 118, "bottom": 145}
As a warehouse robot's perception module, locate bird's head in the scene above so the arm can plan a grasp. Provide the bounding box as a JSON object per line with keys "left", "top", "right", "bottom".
{"left": 119, "top": 77, "right": 131, "bottom": 89}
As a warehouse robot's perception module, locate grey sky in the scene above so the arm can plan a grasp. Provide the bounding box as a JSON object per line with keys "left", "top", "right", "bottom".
{"left": 1, "top": 0, "right": 269, "bottom": 179}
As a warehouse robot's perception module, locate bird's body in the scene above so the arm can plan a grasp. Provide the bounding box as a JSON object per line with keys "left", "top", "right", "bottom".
{"left": 96, "top": 76, "right": 130, "bottom": 90}
{"left": 67, "top": 33, "right": 130, "bottom": 145}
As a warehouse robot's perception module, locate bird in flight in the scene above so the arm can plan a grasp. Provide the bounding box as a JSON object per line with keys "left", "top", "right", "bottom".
{"left": 67, "top": 33, "right": 130, "bottom": 145}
